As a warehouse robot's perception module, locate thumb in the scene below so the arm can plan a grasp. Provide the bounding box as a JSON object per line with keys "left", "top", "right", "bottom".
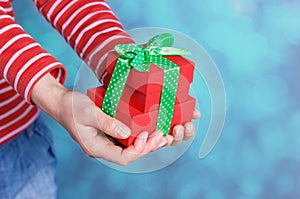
{"left": 95, "top": 108, "right": 131, "bottom": 139}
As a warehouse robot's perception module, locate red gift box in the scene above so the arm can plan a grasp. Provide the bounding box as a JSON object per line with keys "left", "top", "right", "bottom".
{"left": 88, "top": 86, "right": 196, "bottom": 146}
{"left": 103, "top": 52, "right": 195, "bottom": 113}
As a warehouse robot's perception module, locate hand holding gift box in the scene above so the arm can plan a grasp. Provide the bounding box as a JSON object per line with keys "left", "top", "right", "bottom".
{"left": 88, "top": 33, "right": 197, "bottom": 147}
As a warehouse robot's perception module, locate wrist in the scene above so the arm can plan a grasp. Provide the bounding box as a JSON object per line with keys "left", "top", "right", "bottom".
{"left": 31, "top": 73, "right": 69, "bottom": 122}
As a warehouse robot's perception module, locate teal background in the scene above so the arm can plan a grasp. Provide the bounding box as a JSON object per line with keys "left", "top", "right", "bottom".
{"left": 13, "top": 0, "right": 300, "bottom": 198}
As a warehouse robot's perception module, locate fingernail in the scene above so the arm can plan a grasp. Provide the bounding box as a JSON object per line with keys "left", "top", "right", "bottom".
{"left": 116, "top": 121, "right": 131, "bottom": 138}
{"left": 140, "top": 132, "right": 148, "bottom": 143}
{"left": 185, "top": 123, "right": 194, "bottom": 133}
{"left": 136, "top": 132, "right": 148, "bottom": 150}
{"left": 175, "top": 126, "right": 184, "bottom": 136}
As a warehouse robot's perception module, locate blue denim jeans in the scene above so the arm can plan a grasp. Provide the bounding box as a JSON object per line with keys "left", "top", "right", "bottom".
{"left": 0, "top": 117, "right": 57, "bottom": 199}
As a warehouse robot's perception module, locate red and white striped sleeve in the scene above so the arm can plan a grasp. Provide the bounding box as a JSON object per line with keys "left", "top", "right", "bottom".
{"left": 33, "top": 0, "right": 135, "bottom": 79}
{"left": 0, "top": 6, "right": 66, "bottom": 104}
{"left": 0, "top": 0, "right": 13, "bottom": 16}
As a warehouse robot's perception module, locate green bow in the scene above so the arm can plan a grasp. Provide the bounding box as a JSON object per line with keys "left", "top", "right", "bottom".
{"left": 102, "top": 33, "right": 190, "bottom": 136}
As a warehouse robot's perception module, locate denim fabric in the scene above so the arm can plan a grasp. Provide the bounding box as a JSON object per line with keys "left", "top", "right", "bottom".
{"left": 0, "top": 117, "right": 57, "bottom": 199}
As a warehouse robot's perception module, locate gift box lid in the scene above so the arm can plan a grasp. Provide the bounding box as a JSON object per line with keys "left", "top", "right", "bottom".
{"left": 104, "top": 51, "right": 195, "bottom": 95}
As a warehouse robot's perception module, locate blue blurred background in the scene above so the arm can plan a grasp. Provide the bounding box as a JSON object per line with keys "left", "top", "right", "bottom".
{"left": 13, "top": 0, "right": 300, "bottom": 198}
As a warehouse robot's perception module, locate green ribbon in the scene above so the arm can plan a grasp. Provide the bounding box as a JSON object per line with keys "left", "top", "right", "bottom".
{"left": 102, "top": 33, "right": 190, "bottom": 136}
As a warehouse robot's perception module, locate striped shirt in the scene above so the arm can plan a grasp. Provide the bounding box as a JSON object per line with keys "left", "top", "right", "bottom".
{"left": 0, "top": 0, "right": 133, "bottom": 145}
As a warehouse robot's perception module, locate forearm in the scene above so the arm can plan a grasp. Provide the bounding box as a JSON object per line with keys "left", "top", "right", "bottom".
{"left": 0, "top": 7, "right": 66, "bottom": 103}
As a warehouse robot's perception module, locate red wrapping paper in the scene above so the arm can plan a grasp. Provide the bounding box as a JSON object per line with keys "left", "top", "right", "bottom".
{"left": 103, "top": 52, "right": 195, "bottom": 112}
{"left": 88, "top": 86, "right": 196, "bottom": 146}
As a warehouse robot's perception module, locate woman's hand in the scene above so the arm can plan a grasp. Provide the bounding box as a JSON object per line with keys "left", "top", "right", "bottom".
{"left": 31, "top": 74, "right": 171, "bottom": 166}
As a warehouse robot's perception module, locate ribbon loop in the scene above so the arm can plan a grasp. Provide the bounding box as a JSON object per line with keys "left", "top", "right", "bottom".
{"left": 148, "top": 33, "right": 174, "bottom": 47}
{"left": 114, "top": 33, "right": 190, "bottom": 72}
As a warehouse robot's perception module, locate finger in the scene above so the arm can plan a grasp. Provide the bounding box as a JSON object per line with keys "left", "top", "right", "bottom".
{"left": 82, "top": 130, "right": 149, "bottom": 166}
{"left": 162, "top": 135, "right": 174, "bottom": 147}
{"left": 157, "top": 136, "right": 169, "bottom": 150}
{"left": 94, "top": 108, "right": 131, "bottom": 139}
{"left": 143, "top": 131, "right": 167, "bottom": 154}
{"left": 79, "top": 129, "right": 123, "bottom": 162}
{"left": 119, "top": 131, "right": 165, "bottom": 165}
{"left": 171, "top": 125, "right": 184, "bottom": 146}
{"left": 183, "top": 122, "right": 195, "bottom": 140}
{"left": 133, "top": 131, "right": 149, "bottom": 151}
{"left": 117, "top": 132, "right": 149, "bottom": 165}
{"left": 192, "top": 109, "right": 201, "bottom": 119}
